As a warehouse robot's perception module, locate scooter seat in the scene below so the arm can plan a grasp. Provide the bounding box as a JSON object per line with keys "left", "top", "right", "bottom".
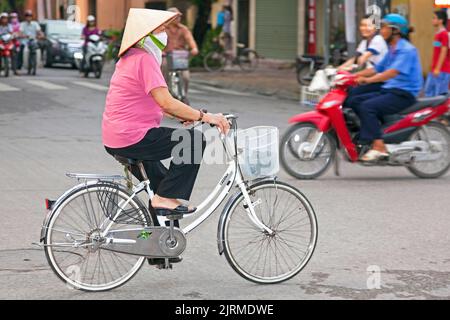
{"left": 114, "top": 155, "right": 143, "bottom": 167}
{"left": 398, "top": 95, "right": 448, "bottom": 115}
{"left": 299, "top": 54, "right": 324, "bottom": 62}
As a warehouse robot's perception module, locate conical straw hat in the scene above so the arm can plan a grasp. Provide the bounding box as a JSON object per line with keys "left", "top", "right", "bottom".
{"left": 119, "top": 8, "right": 179, "bottom": 57}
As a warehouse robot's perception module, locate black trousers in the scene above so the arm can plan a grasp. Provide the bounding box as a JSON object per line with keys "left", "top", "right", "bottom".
{"left": 105, "top": 127, "right": 206, "bottom": 201}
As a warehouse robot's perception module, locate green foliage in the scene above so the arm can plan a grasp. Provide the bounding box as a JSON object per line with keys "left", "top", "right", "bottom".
{"left": 190, "top": 26, "right": 223, "bottom": 68}
{"left": 0, "top": 0, "right": 26, "bottom": 13}
{"left": 103, "top": 29, "right": 123, "bottom": 61}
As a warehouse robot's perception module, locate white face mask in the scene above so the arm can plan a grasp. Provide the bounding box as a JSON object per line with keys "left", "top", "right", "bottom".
{"left": 139, "top": 31, "right": 168, "bottom": 66}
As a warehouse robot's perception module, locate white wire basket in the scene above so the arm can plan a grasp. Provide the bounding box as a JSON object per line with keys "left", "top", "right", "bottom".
{"left": 237, "top": 126, "right": 280, "bottom": 180}
{"left": 300, "top": 86, "right": 328, "bottom": 108}
{"left": 167, "top": 50, "right": 190, "bottom": 71}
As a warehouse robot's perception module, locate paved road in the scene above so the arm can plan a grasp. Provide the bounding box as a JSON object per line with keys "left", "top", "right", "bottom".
{"left": 0, "top": 65, "right": 449, "bottom": 300}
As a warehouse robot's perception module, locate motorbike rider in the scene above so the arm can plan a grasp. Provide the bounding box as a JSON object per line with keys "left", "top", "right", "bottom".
{"left": 346, "top": 14, "right": 423, "bottom": 162}
{"left": 0, "top": 12, "right": 12, "bottom": 35}
{"left": 18, "top": 10, "right": 43, "bottom": 70}
{"left": 163, "top": 7, "right": 199, "bottom": 95}
{"left": 81, "top": 15, "right": 101, "bottom": 72}
{"left": 9, "top": 12, "right": 20, "bottom": 75}
{"left": 0, "top": 12, "right": 15, "bottom": 74}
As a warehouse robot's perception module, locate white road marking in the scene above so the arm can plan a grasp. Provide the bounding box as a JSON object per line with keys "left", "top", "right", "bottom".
{"left": 72, "top": 81, "right": 109, "bottom": 91}
{"left": 26, "top": 80, "right": 68, "bottom": 90}
{"left": 192, "top": 85, "right": 252, "bottom": 97}
{"left": 0, "top": 82, "right": 20, "bottom": 92}
{"left": 188, "top": 88, "right": 203, "bottom": 94}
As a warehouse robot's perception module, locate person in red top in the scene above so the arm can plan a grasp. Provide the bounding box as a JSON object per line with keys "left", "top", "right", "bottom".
{"left": 424, "top": 10, "right": 450, "bottom": 97}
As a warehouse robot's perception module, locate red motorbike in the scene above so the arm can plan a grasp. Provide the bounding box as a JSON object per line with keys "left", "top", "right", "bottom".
{"left": 0, "top": 33, "right": 15, "bottom": 77}
{"left": 281, "top": 72, "right": 450, "bottom": 179}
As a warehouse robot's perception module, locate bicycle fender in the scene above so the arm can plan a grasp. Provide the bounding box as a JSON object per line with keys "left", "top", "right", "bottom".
{"left": 288, "top": 111, "right": 332, "bottom": 132}
{"left": 40, "top": 180, "right": 101, "bottom": 242}
{"left": 217, "top": 190, "right": 241, "bottom": 255}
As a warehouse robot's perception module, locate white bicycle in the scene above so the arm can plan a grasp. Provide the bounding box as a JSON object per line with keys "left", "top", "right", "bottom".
{"left": 38, "top": 115, "right": 318, "bottom": 291}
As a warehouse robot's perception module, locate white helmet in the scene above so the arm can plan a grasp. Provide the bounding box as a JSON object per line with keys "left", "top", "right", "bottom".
{"left": 0, "top": 12, "right": 8, "bottom": 19}
{"left": 87, "top": 15, "right": 96, "bottom": 22}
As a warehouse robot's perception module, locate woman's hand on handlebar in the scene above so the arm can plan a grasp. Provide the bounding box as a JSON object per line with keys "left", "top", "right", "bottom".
{"left": 203, "top": 113, "right": 230, "bottom": 134}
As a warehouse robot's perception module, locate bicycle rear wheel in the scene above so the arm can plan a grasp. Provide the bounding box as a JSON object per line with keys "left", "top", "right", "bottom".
{"left": 204, "top": 51, "right": 226, "bottom": 72}
{"left": 222, "top": 180, "right": 318, "bottom": 284}
{"left": 238, "top": 49, "right": 259, "bottom": 72}
{"left": 44, "top": 182, "right": 153, "bottom": 292}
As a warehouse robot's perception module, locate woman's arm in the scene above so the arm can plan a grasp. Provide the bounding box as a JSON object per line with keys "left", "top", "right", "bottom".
{"left": 151, "top": 87, "right": 230, "bottom": 133}
{"left": 357, "top": 52, "right": 373, "bottom": 66}
{"left": 338, "top": 57, "right": 356, "bottom": 71}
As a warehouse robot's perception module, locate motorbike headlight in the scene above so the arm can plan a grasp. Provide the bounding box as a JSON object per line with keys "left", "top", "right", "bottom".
{"left": 74, "top": 52, "right": 83, "bottom": 59}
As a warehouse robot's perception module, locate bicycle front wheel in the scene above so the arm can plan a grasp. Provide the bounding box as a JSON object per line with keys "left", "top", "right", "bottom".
{"left": 44, "top": 182, "right": 153, "bottom": 292}
{"left": 222, "top": 180, "right": 318, "bottom": 284}
{"left": 204, "top": 51, "right": 226, "bottom": 72}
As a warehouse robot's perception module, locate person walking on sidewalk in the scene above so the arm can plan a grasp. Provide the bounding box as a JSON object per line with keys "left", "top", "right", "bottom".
{"left": 163, "top": 7, "right": 199, "bottom": 96}
{"left": 221, "top": 5, "right": 233, "bottom": 52}
{"left": 424, "top": 10, "right": 450, "bottom": 97}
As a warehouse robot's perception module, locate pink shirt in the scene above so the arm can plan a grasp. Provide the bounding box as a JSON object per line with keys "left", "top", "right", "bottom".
{"left": 102, "top": 48, "right": 167, "bottom": 148}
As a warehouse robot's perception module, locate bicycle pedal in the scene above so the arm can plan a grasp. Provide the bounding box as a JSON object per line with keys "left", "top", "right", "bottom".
{"left": 156, "top": 263, "right": 173, "bottom": 270}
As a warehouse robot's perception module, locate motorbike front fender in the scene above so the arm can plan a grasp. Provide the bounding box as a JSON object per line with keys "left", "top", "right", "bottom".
{"left": 288, "top": 111, "right": 332, "bottom": 132}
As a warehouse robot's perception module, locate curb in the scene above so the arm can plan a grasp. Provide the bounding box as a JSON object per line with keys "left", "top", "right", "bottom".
{"left": 190, "top": 78, "right": 300, "bottom": 101}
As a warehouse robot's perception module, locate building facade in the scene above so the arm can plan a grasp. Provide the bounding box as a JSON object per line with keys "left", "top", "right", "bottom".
{"left": 22, "top": 0, "right": 441, "bottom": 73}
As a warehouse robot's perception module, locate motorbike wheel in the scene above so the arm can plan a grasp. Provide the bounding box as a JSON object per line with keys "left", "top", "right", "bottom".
{"left": 44, "top": 49, "right": 53, "bottom": 68}
{"left": 407, "top": 122, "right": 450, "bottom": 179}
{"left": 280, "top": 123, "right": 336, "bottom": 180}
{"left": 28, "top": 52, "right": 37, "bottom": 76}
{"left": 297, "top": 64, "right": 313, "bottom": 86}
{"left": 3, "top": 56, "right": 9, "bottom": 77}
{"left": 94, "top": 62, "right": 102, "bottom": 79}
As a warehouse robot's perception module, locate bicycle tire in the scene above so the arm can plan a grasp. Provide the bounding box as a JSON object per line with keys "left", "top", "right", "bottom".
{"left": 238, "top": 49, "right": 259, "bottom": 72}
{"left": 221, "top": 180, "right": 318, "bottom": 284}
{"left": 43, "top": 181, "right": 153, "bottom": 292}
{"left": 204, "top": 51, "right": 226, "bottom": 72}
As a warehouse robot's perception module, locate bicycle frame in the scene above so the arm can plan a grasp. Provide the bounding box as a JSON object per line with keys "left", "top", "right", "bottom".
{"left": 40, "top": 120, "right": 275, "bottom": 244}
{"left": 100, "top": 125, "right": 274, "bottom": 237}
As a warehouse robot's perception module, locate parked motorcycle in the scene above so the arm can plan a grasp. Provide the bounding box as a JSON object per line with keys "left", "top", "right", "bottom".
{"left": 296, "top": 44, "right": 348, "bottom": 86}
{"left": 0, "top": 33, "right": 15, "bottom": 77}
{"left": 74, "top": 34, "right": 106, "bottom": 79}
{"left": 281, "top": 72, "right": 450, "bottom": 179}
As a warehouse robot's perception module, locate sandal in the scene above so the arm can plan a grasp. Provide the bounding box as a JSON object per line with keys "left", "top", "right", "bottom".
{"left": 153, "top": 205, "right": 197, "bottom": 216}
{"left": 361, "top": 149, "right": 389, "bottom": 162}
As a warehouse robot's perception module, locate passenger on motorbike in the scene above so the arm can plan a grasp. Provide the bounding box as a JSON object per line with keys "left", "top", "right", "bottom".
{"left": 0, "top": 12, "right": 12, "bottom": 35}
{"left": 163, "top": 7, "right": 199, "bottom": 95}
{"left": 345, "top": 14, "right": 423, "bottom": 162}
{"left": 338, "top": 14, "right": 388, "bottom": 72}
{"left": 81, "top": 15, "right": 101, "bottom": 72}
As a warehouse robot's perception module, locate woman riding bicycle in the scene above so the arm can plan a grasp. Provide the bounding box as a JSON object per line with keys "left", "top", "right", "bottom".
{"left": 102, "top": 9, "right": 229, "bottom": 217}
